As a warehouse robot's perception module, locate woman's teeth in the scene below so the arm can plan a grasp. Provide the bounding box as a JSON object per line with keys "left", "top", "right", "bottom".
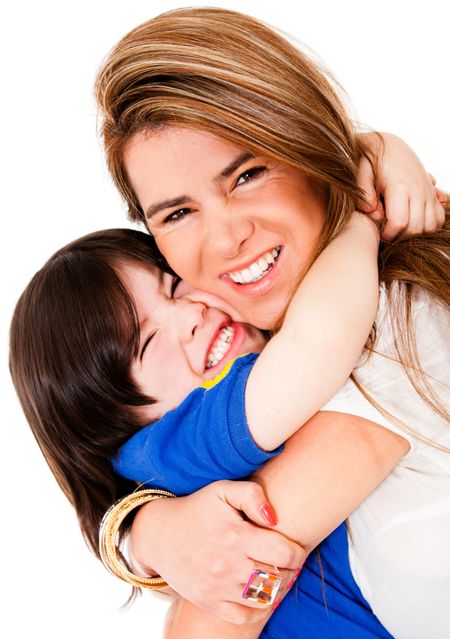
{"left": 206, "top": 325, "right": 234, "bottom": 369}
{"left": 228, "top": 246, "right": 281, "bottom": 284}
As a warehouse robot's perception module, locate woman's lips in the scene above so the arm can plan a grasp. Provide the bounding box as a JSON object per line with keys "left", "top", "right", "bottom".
{"left": 221, "top": 246, "right": 284, "bottom": 298}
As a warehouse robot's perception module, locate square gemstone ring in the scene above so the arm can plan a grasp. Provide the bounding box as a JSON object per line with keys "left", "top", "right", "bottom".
{"left": 242, "top": 567, "right": 282, "bottom": 605}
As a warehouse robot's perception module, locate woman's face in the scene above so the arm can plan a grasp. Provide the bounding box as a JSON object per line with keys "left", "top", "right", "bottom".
{"left": 120, "top": 261, "right": 266, "bottom": 419}
{"left": 124, "top": 127, "right": 327, "bottom": 329}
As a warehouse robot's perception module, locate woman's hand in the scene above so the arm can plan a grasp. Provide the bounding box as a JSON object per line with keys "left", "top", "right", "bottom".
{"left": 357, "top": 132, "right": 447, "bottom": 240}
{"left": 130, "top": 480, "right": 304, "bottom": 624}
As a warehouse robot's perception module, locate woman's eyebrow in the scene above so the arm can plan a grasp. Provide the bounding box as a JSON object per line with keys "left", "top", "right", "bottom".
{"left": 145, "top": 196, "right": 188, "bottom": 220}
{"left": 214, "top": 151, "right": 255, "bottom": 182}
{"left": 144, "top": 152, "right": 255, "bottom": 220}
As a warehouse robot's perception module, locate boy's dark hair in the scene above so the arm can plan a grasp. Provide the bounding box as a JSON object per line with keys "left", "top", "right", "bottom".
{"left": 10, "top": 228, "right": 172, "bottom": 557}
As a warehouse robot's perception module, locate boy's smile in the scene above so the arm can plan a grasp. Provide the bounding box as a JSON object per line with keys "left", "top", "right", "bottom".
{"left": 119, "top": 261, "right": 266, "bottom": 419}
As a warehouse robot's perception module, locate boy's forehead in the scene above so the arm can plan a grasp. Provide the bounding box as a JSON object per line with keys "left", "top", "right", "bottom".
{"left": 118, "top": 259, "right": 164, "bottom": 293}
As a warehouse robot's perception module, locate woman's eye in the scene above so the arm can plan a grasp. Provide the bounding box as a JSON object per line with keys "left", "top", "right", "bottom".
{"left": 235, "top": 166, "right": 266, "bottom": 187}
{"left": 163, "top": 208, "right": 193, "bottom": 224}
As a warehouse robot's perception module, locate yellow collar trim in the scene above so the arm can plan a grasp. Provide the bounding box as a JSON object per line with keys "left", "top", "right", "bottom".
{"left": 201, "top": 354, "right": 248, "bottom": 390}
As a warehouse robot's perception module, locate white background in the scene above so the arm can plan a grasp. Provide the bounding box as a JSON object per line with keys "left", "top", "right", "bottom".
{"left": 1, "top": 1, "right": 449, "bottom": 637}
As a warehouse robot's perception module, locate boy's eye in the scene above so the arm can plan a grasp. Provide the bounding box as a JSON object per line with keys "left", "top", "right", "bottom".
{"left": 140, "top": 331, "right": 156, "bottom": 361}
{"left": 235, "top": 166, "right": 266, "bottom": 187}
{"left": 163, "top": 208, "right": 193, "bottom": 224}
{"left": 171, "top": 275, "right": 181, "bottom": 298}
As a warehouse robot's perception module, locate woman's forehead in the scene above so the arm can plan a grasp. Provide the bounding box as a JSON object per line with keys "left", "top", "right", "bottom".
{"left": 125, "top": 127, "right": 251, "bottom": 184}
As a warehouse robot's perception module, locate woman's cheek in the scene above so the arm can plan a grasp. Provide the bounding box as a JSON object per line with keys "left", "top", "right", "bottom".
{"left": 157, "top": 234, "right": 197, "bottom": 285}
{"left": 182, "top": 289, "right": 247, "bottom": 322}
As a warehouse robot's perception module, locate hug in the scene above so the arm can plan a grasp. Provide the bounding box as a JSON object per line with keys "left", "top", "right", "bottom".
{"left": 10, "top": 7, "right": 450, "bottom": 639}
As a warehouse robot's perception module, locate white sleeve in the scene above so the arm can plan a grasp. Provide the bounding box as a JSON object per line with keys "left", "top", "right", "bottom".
{"left": 322, "top": 285, "right": 450, "bottom": 459}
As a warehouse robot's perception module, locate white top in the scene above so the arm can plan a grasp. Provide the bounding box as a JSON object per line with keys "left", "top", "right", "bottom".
{"left": 323, "top": 284, "right": 450, "bottom": 639}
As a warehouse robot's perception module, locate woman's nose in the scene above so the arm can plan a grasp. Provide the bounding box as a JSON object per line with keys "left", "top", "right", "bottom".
{"left": 204, "top": 207, "right": 254, "bottom": 258}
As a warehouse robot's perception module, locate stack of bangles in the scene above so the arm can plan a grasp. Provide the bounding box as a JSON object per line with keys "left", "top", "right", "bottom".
{"left": 98, "top": 488, "right": 283, "bottom": 604}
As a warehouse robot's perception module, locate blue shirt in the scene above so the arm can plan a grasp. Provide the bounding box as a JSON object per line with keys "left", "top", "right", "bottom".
{"left": 114, "top": 354, "right": 393, "bottom": 638}
{"left": 114, "top": 354, "right": 282, "bottom": 494}
{"left": 262, "top": 523, "right": 393, "bottom": 638}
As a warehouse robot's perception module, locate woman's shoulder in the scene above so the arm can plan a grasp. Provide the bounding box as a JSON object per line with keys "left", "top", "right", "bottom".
{"left": 323, "top": 282, "right": 450, "bottom": 457}
{"left": 379, "top": 280, "right": 449, "bottom": 329}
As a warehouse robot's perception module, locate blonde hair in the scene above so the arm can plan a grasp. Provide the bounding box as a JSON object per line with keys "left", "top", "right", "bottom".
{"left": 96, "top": 7, "right": 450, "bottom": 439}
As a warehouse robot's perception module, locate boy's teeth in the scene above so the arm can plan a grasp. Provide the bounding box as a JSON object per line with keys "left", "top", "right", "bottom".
{"left": 229, "top": 247, "right": 280, "bottom": 284}
{"left": 206, "top": 325, "right": 235, "bottom": 369}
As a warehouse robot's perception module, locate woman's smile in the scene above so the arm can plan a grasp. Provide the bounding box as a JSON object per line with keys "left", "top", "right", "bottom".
{"left": 124, "top": 127, "right": 327, "bottom": 329}
{"left": 220, "top": 245, "right": 284, "bottom": 298}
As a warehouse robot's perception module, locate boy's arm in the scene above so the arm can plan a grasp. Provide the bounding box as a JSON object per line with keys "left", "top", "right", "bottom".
{"left": 246, "top": 213, "right": 380, "bottom": 451}
{"left": 356, "top": 132, "right": 447, "bottom": 239}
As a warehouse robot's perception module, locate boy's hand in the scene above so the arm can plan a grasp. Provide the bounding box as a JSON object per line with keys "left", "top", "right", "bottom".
{"left": 357, "top": 132, "right": 446, "bottom": 241}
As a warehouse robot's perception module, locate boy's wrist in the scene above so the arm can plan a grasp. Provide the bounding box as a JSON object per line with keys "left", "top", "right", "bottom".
{"left": 344, "top": 212, "right": 380, "bottom": 248}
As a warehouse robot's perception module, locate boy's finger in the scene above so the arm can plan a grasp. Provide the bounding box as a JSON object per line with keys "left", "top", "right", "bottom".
{"left": 381, "top": 190, "right": 409, "bottom": 241}
{"left": 357, "top": 156, "right": 379, "bottom": 213}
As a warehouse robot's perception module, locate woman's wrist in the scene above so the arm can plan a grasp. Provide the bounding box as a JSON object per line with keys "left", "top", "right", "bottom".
{"left": 99, "top": 488, "right": 175, "bottom": 589}
{"left": 129, "top": 495, "right": 177, "bottom": 576}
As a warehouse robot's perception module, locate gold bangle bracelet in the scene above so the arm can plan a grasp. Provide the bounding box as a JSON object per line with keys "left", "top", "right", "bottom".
{"left": 99, "top": 488, "right": 176, "bottom": 589}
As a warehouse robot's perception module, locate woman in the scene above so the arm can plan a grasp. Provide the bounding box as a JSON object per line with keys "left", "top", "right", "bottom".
{"left": 94, "top": 7, "right": 449, "bottom": 639}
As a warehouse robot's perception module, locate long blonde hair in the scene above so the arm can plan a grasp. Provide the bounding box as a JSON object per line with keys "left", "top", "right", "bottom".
{"left": 96, "top": 7, "right": 450, "bottom": 435}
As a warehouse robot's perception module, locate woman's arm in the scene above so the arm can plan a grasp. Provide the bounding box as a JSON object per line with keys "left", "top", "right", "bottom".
{"left": 131, "top": 411, "right": 409, "bottom": 626}
{"left": 163, "top": 411, "right": 409, "bottom": 637}
{"left": 251, "top": 410, "right": 409, "bottom": 553}
{"left": 164, "top": 596, "right": 269, "bottom": 639}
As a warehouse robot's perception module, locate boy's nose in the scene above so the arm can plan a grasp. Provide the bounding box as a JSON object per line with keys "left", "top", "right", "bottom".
{"left": 174, "top": 297, "right": 207, "bottom": 341}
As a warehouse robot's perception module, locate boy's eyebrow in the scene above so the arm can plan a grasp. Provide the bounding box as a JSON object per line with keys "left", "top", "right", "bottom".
{"left": 144, "top": 152, "right": 255, "bottom": 220}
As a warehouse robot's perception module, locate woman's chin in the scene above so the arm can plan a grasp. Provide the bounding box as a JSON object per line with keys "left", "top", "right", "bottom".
{"left": 240, "top": 299, "right": 285, "bottom": 331}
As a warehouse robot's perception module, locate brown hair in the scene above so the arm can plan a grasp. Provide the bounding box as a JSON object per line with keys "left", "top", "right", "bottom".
{"left": 96, "top": 7, "right": 367, "bottom": 259}
{"left": 95, "top": 7, "right": 450, "bottom": 432}
{"left": 9, "top": 228, "right": 174, "bottom": 558}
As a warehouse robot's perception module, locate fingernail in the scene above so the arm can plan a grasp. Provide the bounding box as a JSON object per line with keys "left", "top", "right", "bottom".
{"left": 272, "top": 599, "right": 281, "bottom": 611}
{"left": 259, "top": 503, "right": 277, "bottom": 526}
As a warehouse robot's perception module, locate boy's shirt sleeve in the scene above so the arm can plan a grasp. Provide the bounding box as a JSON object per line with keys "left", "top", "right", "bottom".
{"left": 112, "top": 353, "right": 284, "bottom": 495}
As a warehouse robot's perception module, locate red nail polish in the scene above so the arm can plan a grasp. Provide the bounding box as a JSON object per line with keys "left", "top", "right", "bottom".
{"left": 259, "top": 503, "right": 277, "bottom": 526}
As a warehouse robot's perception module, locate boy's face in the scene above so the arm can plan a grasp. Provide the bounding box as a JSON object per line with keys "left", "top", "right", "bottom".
{"left": 120, "top": 261, "right": 266, "bottom": 420}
